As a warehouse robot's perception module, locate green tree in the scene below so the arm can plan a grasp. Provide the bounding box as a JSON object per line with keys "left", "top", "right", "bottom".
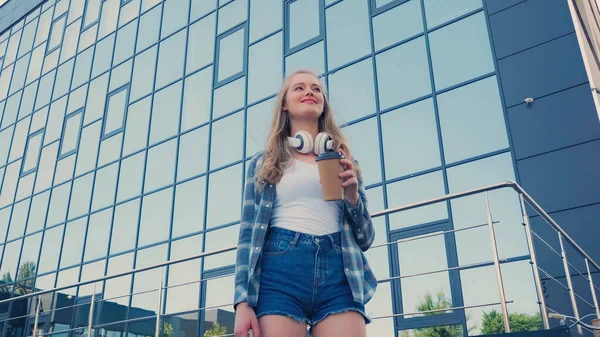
{"left": 204, "top": 322, "right": 227, "bottom": 337}
{"left": 162, "top": 322, "right": 173, "bottom": 337}
{"left": 399, "top": 291, "right": 464, "bottom": 337}
{"left": 480, "top": 309, "right": 542, "bottom": 335}
{"left": 15, "top": 261, "right": 36, "bottom": 294}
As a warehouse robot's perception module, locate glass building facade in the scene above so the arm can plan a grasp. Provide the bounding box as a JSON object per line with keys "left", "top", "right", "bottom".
{"left": 0, "top": 0, "right": 598, "bottom": 336}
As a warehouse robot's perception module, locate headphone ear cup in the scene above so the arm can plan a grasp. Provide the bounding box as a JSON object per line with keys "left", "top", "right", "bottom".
{"left": 295, "top": 130, "right": 313, "bottom": 154}
{"left": 314, "top": 132, "right": 332, "bottom": 155}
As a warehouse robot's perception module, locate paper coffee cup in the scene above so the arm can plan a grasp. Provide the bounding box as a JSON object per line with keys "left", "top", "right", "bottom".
{"left": 315, "top": 152, "right": 344, "bottom": 201}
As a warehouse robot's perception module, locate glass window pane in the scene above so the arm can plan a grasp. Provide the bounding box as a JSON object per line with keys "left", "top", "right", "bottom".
{"left": 60, "top": 19, "right": 81, "bottom": 63}
{"left": 84, "top": 208, "right": 111, "bottom": 261}
{"left": 398, "top": 231, "right": 453, "bottom": 318}
{"left": 48, "top": 16, "right": 66, "bottom": 51}
{"left": 35, "top": 10, "right": 53, "bottom": 46}
{"left": 0, "top": 64, "right": 14, "bottom": 102}
{"left": 342, "top": 117, "right": 382, "bottom": 186}
{"left": 71, "top": 47, "right": 94, "bottom": 90}
{"left": 247, "top": 32, "right": 282, "bottom": 104}
{"left": 328, "top": 58, "right": 376, "bottom": 124}
{"left": 61, "top": 111, "right": 83, "bottom": 156}
{"left": 177, "top": 127, "right": 209, "bottom": 181}
{"left": 386, "top": 171, "right": 447, "bottom": 229}
{"left": 363, "top": 189, "right": 388, "bottom": 280}
{"left": 438, "top": 76, "right": 508, "bottom": 163}
{"left": 18, "top": 83, "right": 37, "bottom": 119}
{"left": 138, "top": 188, "right": 172, "bottom": 247}
{"left": 84, "top": 0, "right": 102, "bottom": 26}
{"left": 8, "top": 199, "right": 30, "bottom": 240}
{"left": 249, "top": 0, "right": 282, "bottom": 43}
{"left": 104, "top": 87, "right": 128, "bottom": 136}
{"left": 156, "top": 30, "right": 185, "bottom": 89}
{"left": 91, "top": 163, "right": 118, "bottom": 211}
{"left": 85, "top": 73, "right": 110, "bottom": 125}
{"left": 18, "top": 20, "right": 37, "bottom": 58}
{"left": 79, "top": 24, "right": 98, "bottom": 52}
{"left": 1, "top": 239, "right": 23, "bottom": 282}
{"left": 376, "top": 37, "right": 430, "bottom": 110}
{"left": 98, "top": 0, "right": 119, "bottom": 39}
{"left": 104, "top": 253, "right": 133, "bottom": 311}
{"left": 46, "top": 182, "right": 71, "bottom": 227}
{"left": 0, "top": 207, "right": 8, "bottom": 243}
{"left": 37, "top": 225, "right": 64, "bottom": 274}
{"left": 30, "top": 106, "right": 49, "bottom": 134}
{"left": 68, "top": 173, "right": 94, "bottom": 220}
{"left": 34, "top": 143, "right": 59, "bottom": 193}
{"left": 289, "top": 0, "right": 320, "bottom": 50}
{"left": 98, "top": 130, "right": 123, "bottom": 167}
{"left": 424, "top": 0, "right": 482, "bottom": 28}
{"left": 206, "top": 164, "right": 242, "bottom": 228}
{"left": 23, "top": 132, "right": 43, "bottom": 173}
{"left": 429, "top": 13, "right": 493, "bottom": 90}
{"left": 60, "top": 217, "right": 87, "bottom": 267}
{"left": 117, "top": 152, "right": 145, "bottom": 202}
{"left": 0, "top": 161, "right": 19, "bottom": 207}
{"left": 381, "top": 99, "right": 440, "bottom": 178}
{"left": 166, "top": 235, "right": 203, "bottom": 313}
{"left": 447, "top": 153, "right": 526, "bottom": 264}
{"left": 25, "top": 44, "right": 46, "bottom": 84}
{"left": 68, "top": 0, "right": 86, "bottom": 24}
{"left": 114, "top": 20, "right": 137, "bottom": 66}
{"left": 131, "top": 244, "right": 167, "bottom": 317}
{"left": 145, "top": 139, "right": 177, "bottom": 192}
{"left": 173, "top": 177, "right": 206, "bottom": 237}
{"left": 15, "top": 173, "right": 35, "bottom": 201}
{"left": 373, "top": 0, "right": 423, "bottom": 51}
{"left": 9, "top": 118, "right": 31, "bottom": 162}
{"left": 75, "top": 122, "right": 102, "bottom": 176}
{"left": 285, "top": 41, "right": 325, "bottom": 76}
{"left": 365, "top": 282, "right": 394, "bottom": 336}
{"left": 202, "top": 274, "right": 235, "bottom": 334}
{"left": 204, "top": 224, "right": 239, "bottom": 269}
{"left": 161, "top": 0, "right": 189, "bottom": 38}
{"left": 191, "top": 0, "right": 216, "bottom": 21}
{"left": 186, "top": 14, "right": 215, "bottom": 75}
{"left": 10, "top": 54, "right": 30, "bottom": 95}
{"left": 27, "top": 191, "right": 49, "bottom": 234}
{"left": 110, "top": 198, "right": 139, "bottom": 254}
{"left": 210, "top": 111, "right": 243, "bottom": 169}
{"left": 150, "top": 81, "right": 182, "bottom": 145}
{"left": 217, "top": 28, "right": 244, "bottom": 82}
{"left": 92, "top": 33, "right": 115, "bottom": 78}
{"left": 79, "top": 260, "right": 106, "bottom": 295}
{"left": 326, "top": 0, "right": 371, "bottom": 69}
{"left": 18, "top": 233, "right": 42, "bottom": 281}
{"left": 217, "top": 0, "right": 247, "bottom": 34}
{"left": 54, "top": 153, "right": 77, "bottom": 185}
{"left": 0, "top": 127, "right": 12, "bottom": 166}
{"left": 212, "top": 76, "right": 245, "bottom": 119}
{"left": 110, "top": 59, "right": 132, "bottom": 91}
{"left": 3, "top": 92, "right": 23, "bottom": 129}
{"left": 245, "top": 97, "right": 274, "bottom": 157}
{"left": 44, "top": 97, "right": 67, "bottom": 146}
{"left": 182, "top": 68, "right": 212, "bottom": 132}
{"left": 123, "top": 97, "right": 151, "bottom": 156}
{"left": 136, "top": 5, "right": 161, "bottom": 52}
{"left": 130, "top": 46, "right": 157, "bottom": 102}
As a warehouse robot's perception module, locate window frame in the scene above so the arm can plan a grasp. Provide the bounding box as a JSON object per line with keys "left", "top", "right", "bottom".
{"left": 101, "top": 84, "right": 129, "bottom": 140}
{"left": 369, "top": 0, "right": 411, "bottom": 16}
{"left": 214, "top": 23, "right": 248, "bottom": 88}
{"left": 58, "top": 107, "right": 84, "bottom": 159}
{"left": 20, "top": 128, "right": 45, "bottom": 176}
{"left": 284, "top": 0, "right": 325, "bottom": 55}
{"left": 45, "top": 12, "right": 67, "bottom": 55}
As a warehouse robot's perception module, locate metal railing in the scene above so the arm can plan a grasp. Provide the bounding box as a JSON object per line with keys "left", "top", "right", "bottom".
{"left": 0, "top": 181, "right": 598, "bottom": 337}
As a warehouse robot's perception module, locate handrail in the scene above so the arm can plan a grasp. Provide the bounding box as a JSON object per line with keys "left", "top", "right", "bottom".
{"left": 1, "top": 181, "right": 597, "bottom": 335}
{"left": 370, "top": 180, "right": 600, "bottom": 272}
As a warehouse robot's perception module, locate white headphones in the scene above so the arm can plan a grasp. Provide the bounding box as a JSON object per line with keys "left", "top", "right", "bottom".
{"left": 287, "top": 131, "right": 334, "bottom": 155}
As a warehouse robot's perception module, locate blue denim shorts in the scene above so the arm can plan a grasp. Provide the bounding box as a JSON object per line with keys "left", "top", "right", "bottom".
{"left": 254, "top": 226, "right": 369, "bottom": 326}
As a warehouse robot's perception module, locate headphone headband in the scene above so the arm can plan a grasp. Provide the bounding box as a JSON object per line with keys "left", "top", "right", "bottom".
{"left": 287, "top": 131, "right": 333, "bottom": 155}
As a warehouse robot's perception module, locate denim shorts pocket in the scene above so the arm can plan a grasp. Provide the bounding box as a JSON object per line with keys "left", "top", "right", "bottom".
{"left": 262, "top": 239, "right": 292, "bottom": 256}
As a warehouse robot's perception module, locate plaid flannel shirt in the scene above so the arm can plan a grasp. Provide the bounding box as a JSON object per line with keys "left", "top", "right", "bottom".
{"left": 233, "top": 151, "right": 377, "bottom": 309}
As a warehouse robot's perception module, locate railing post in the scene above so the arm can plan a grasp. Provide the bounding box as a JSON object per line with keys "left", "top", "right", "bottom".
{"left": 155, "top": 266, "right": 164, "bottom": 337}
{"left": 520, "top": 193, "right": 550, "bottom": 329}
{"left": 585, "top": 258, "right": 600, "bottom": 319}
{"left": 32, "top": 296, "right": 41, "bottom": 337}
{"left": 485, "top": 191, "right": 511, "bottom": 333}
{"left": 87, "top": 283, "right": 97, "bottom": 337}
{"left": 558, "top": 234, "right": 582, "bottom": 334}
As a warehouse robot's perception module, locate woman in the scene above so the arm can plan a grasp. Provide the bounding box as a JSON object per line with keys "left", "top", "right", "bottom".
{"left": 233, "top": 70, "right": 377, "bottom": 337}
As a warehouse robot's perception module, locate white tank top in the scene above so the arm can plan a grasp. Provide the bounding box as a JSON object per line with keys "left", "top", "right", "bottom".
{"left": 270, "top": 158, "right": 342, "bottom": 235}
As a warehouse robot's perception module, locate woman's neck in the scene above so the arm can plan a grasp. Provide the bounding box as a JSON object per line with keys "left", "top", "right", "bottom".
{"left": 290, "top": 120, "right": 319, "bottom": 140}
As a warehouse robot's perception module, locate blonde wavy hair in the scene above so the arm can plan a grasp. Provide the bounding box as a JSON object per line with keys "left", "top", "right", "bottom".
{"left": 255, "top": 69, "right": 360, "bottom": 189}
